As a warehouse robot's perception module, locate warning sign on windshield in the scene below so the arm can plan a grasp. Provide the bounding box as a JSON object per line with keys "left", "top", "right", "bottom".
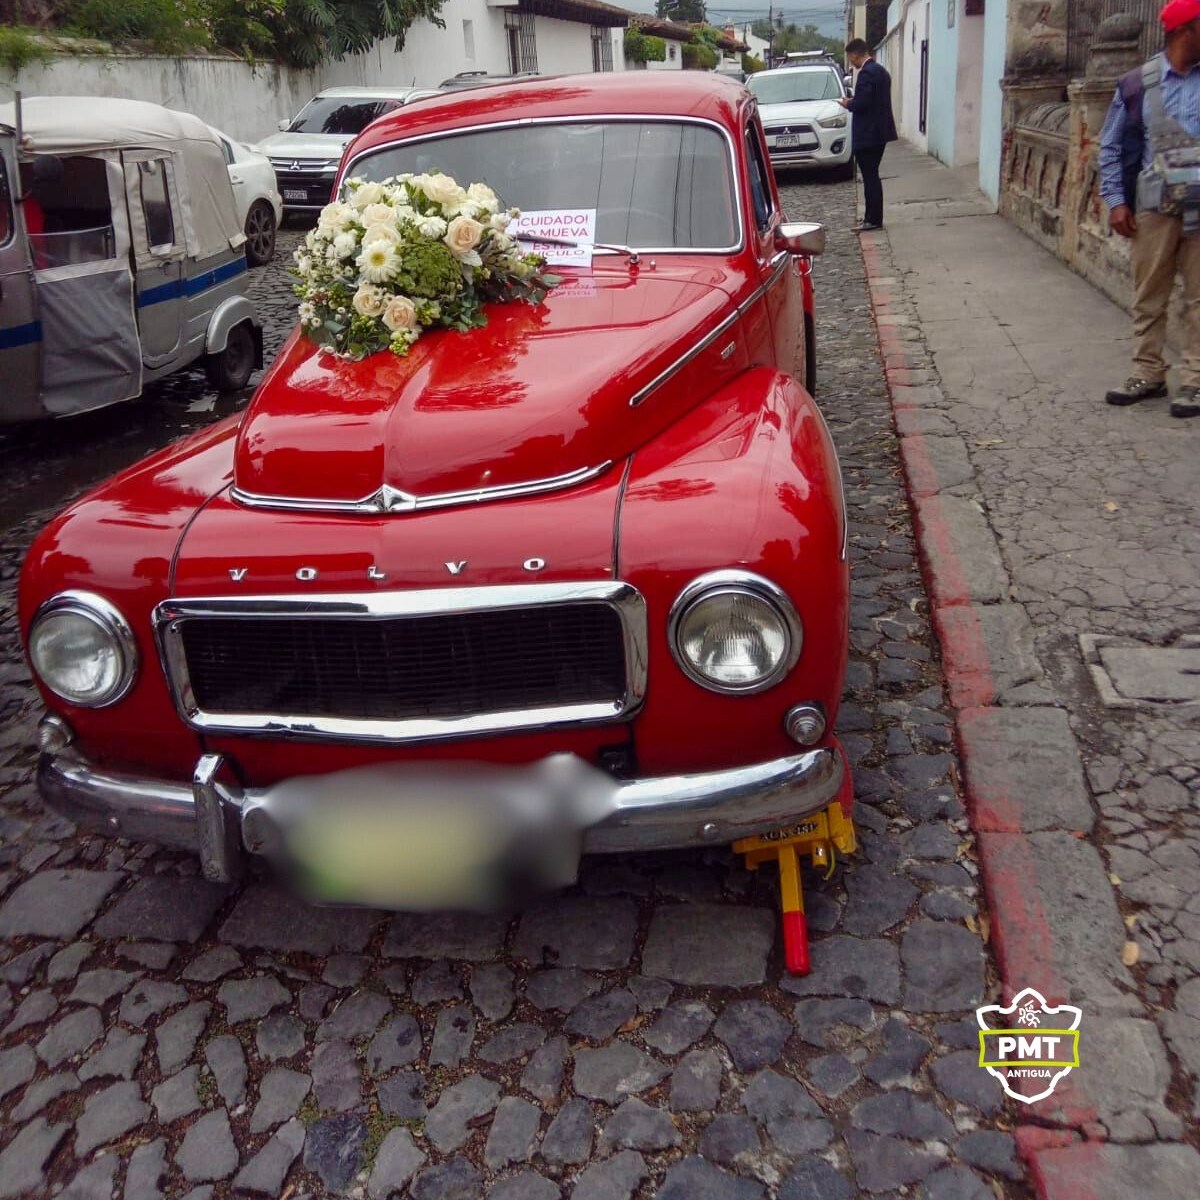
{"left": 515, "top": 209, "right": 597, "bottom": 266}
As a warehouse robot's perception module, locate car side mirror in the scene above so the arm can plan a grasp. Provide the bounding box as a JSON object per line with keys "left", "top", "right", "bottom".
{"left": 774, "top": 222, "right": 826, "bottom": 257}
{"left": 278, "top": 118, "right": 291, "bottom": 132}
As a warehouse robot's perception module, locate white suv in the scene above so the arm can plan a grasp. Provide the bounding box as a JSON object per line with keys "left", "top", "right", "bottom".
{"left": 747, "top": 61, "right": 852, "bottom": 178}
{"left": 255, "top": 86, "right": 439, "bottom": 214}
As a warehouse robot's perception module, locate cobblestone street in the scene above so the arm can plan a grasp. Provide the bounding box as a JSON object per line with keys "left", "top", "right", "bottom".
{"left": 0, "top": 186, "right": 1028, "bottom": 1200}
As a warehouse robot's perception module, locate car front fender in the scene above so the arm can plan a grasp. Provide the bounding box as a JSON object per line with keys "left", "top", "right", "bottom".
{"left": 205, "top": 295, "right": 261, "bottom": 359}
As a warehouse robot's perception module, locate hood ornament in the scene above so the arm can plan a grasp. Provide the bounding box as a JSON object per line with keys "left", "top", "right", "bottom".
{"left": 371, "top": 486, "right": 418, "bottom": 513}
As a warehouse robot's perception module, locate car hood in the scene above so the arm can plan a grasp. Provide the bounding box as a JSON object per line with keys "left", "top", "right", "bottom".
{"left": 254, "top": 131, "right": 351, "bottom": 161}
{"left": 758, "top": 100, "right": 845, "bottom": 125}
{"left": 233, "top": 265, "right": 744, "bottom": 507}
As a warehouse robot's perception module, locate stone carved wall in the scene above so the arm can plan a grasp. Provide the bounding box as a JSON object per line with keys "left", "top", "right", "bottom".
{"left": 1000, "top": 13, "right": 1144, "bottom": 311}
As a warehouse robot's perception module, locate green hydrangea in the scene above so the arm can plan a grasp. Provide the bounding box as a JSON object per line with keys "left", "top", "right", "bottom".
{"left": 392, "top": 239, "right": 464, "bottom": 301}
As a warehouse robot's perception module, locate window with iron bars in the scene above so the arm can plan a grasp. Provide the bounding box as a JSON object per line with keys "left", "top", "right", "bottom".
{"left": 506, "top": 10, "right": 539, "bottom": 74}
{"left": 591, "top": 26, "right": 614, "bottom": 72}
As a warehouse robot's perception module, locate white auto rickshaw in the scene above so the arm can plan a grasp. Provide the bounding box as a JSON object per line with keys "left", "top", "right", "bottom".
{"left": 0, "top": 95, "right": 262, "bottom": 424}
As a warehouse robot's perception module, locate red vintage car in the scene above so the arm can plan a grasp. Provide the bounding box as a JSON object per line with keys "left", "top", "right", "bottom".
{"left": 19, "top": 74, "right": 852, "bottom": 960}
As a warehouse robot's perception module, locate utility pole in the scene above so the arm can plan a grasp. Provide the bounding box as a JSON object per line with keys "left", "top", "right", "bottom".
{"left": 767, "top": 2, "right": 774, "bottom": 68}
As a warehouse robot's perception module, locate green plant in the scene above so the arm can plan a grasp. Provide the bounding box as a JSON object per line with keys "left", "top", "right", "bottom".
{"left": 0, "top": 26, "right": 54, "bottom": 75}
{"left": 196, "top": 1071, "right": 218, "bottom": 1106}
{"left": 65, "top": 0, "right": 210, "bottom": 53}
{"left": 624, "top": 29, "right": 666, "bottom": 65}
{"left": 742, "top": 52, "right": 764, "bottom": 74}
{"left": 267, "top": 0, "right": 447, "bottom": 69}
{"left": 682, "top": 40, "right": 717, "bottom": 70}
{"left": 362, "top": 1110, "right": 403, "bottom": 1167}
{"left": 297, "top": 1095, "right": 323, "bottom": 1127}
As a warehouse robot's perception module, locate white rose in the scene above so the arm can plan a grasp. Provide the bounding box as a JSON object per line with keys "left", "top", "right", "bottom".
{"left": 420, "top": 173, "right": 467, "bottom": 209}
{"left": 362, "top": 202, "right": 395, "bottom": 227}
{"left": 466, "top": 182, "right": 499, "bottom": 214}
{"left": 352, "top": 284, "right": 388, "bottom": 318}
{"left": 362, "top": 223, "right": 401, "bottom": 248}
{"left": 358, "top": 240, "right": 399, "bottom": 283}
{"left": 444, "top": 215, "right": 484, "bottom": 258}
{"left": 349, "top": 180, "right": 386, "bottom": 210}
{"left": 333, "top": 230, "right": 359, "bottom": 259}
{"left": 417, "top": 215, "right": 447, "bottom": 239}
{"left": 317, "top": 201, "right": 354, "bottom": 235}
{"left": 381, "top": 295, "right": 418, "bottom": 332}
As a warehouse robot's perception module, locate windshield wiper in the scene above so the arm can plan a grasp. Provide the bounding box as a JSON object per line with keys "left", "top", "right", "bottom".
{"left": 519, "top": 233, "right": 642, "bottom": 267}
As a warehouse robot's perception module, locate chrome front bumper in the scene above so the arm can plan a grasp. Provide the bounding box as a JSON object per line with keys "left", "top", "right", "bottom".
{"left": 38, "top": 740, "right": 844, "bottom": 887}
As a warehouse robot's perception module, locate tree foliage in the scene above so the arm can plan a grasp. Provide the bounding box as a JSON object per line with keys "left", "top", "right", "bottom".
{"left": 17, "top": 0, "right": 447, "bottom": 66}
{"left": 655, "top": 0, "right": 704, "bottom": 24}
{"left": 750, "top": 19, "right": 842, "bottom": 61}
{"left": 681, "top": 40, "right": 717, "bottom": 70}
{"left": 624, "top": 29, "right": 666, "bottom": 65}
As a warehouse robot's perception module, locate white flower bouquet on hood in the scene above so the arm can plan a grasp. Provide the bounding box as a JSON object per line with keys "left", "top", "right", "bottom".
{"left": 294, "top": 173, "right": 559, "bottom": 360}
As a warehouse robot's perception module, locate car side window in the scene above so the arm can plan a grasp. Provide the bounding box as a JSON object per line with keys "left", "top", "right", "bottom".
{"left": 745, "top": 124, "right": 775, "bottom": 234}
{"left": 220, "top": 137, "right": 235, "bottom": 167}
{"left": 138, "top": 159, "right": 175, "bottom": 250}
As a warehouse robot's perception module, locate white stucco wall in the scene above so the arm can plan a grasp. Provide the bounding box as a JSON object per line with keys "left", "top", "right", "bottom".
{"left": 977, "top": 0, "right": 1006, "bottom": 206}
{"left": 892, "top": 0, "right": 930, "bottom": 152}
{"left": 1, "top": 53, "right": 323, "bottom": 145}
{"left": 529, "top": 15, "right": 599, "bottom": 74}
{"left": 646, "top": 39, "right": 686, "bottom": 71}
{"left": 954, "top": 9, "right": 984, "bottom": 168}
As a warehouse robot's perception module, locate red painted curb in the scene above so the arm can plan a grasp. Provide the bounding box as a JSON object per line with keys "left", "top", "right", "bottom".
{"left": 858, "top": 233, "right": 1101, "bottom": 1197}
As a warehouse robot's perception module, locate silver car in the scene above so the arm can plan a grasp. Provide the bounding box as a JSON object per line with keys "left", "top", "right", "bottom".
{"left": 256, "top": 86, "right": 439, "bottom": 214}
{"left": 747, "top": 60, "right": 853, "bottom": 178}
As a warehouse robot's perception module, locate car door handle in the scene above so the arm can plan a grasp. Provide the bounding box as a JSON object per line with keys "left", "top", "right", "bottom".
{"left": 230, "top": 174, "right": 243, "bottom": 184}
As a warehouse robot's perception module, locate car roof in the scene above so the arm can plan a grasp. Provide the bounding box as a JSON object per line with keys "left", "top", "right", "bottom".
{"left": 350, "top": 72, "right": 750, "bottom": 161}
{"left": 314, "top": 86, "right": 431, "bottom": 100}
{"left": 754, "top": 64, "right": 841, "bottom": 78}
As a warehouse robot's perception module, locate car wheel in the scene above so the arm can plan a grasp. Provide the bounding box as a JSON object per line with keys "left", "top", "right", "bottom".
{"left": 804, "top": 312, "right": 817, "bottom": 396}
{"left": 205, "top": 322, "right": 256, "bottom": 392}
{"left": 244, "top": 201, "right": 277, "bottom": 267}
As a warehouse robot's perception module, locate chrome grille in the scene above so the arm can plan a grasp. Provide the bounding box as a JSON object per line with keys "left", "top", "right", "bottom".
{"left": 156, "top": 584, "right": 647, "bottom": 743}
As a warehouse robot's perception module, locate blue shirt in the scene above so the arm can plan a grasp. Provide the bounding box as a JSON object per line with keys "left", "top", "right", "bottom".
{"left": 1098, "top": 53, "right": 1200, "bottom": 211}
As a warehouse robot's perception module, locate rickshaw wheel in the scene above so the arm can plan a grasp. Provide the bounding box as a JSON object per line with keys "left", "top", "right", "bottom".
{"left": 205, "top": 323, "right": 256, "bottom": 392}
{"left": 245, "top": 202, "right": 277, "bottom": 267}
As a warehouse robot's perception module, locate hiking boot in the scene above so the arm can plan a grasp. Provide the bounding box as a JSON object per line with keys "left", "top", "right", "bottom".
{"left": 1105, "top": 377, "right": 1168, "bottom": 406}
{"left": 1171, "top": 384, "right": 1200, "bottom": 418}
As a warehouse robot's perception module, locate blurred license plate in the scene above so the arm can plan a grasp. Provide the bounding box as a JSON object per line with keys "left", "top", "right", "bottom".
{"left": 283, "top": 188, "right": 308, "bottom": 201}
{"left": 776, "top": 134, "right": 801, "bottom": 148}
{"left": 263, "top": 757, "right": 615, "bottom": 909}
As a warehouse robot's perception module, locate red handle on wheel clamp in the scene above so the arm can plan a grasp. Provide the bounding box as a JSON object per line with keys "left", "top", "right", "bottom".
{"left": 782, "top": 908, "right": 810, "bottom": 975}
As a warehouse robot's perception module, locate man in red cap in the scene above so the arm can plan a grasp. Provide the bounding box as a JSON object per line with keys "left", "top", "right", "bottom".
{"left": 1098, "top": 0, "right": 1200, "bottom": 417}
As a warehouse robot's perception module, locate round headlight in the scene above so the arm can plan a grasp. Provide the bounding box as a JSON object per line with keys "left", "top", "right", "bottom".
{"left": 29, "top": 592, "right": 138, "bottom": 708}
{"left": 670, "top": 571, "right": 802, "bottom": 694}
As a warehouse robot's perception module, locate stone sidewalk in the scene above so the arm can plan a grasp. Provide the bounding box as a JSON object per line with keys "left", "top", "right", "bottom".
{"left": 860, "top": 141, "right": 1200, "bottom": 1200}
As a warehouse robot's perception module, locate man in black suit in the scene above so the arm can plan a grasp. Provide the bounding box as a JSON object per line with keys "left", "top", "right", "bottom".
{"left": 838, "top": 38, "right": 898, "bottom": 232}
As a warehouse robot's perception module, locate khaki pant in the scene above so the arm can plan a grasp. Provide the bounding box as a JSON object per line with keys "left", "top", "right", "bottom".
{"left": 1131, "top": 209, "right": 1200, "bottom": 387}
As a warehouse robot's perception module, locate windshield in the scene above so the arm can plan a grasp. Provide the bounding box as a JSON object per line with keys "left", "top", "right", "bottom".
{"left": 350, "top": 121, "right": 738, "bottom": 250}
{"left": 748, "top": 70, "right": 843, "bottom": 105}
{"left": 291, "top": 97, "right": 403, "bottom": 136}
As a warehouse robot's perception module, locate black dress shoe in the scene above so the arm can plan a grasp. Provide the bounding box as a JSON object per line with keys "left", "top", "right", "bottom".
{"left": 855, "top": 221, "right": 883, "bottom": 232}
